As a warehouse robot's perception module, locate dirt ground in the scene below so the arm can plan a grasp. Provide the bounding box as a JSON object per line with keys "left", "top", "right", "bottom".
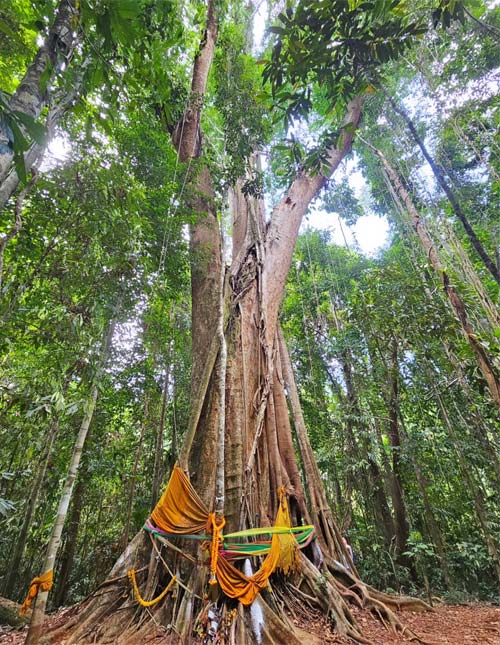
{"left": 1, "top": 602, "right": 499, "bottom": 644}
{"left": 294, "top": 603, "right": 500, "bottom": 645}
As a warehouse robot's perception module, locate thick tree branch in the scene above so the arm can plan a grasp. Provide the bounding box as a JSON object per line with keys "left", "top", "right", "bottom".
{"left": 172, "top": 0, "right": 217, "bottom": 162}
{"left": 263, "top": 95, "right": 366, "bottom": 346}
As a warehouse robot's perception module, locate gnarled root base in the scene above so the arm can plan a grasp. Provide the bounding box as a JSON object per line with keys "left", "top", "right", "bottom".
{"left": 325, "top": 558, "right": 433, "bottom": 643}
{"left": 47, "top": 535, "right": 432, "bottom": 644}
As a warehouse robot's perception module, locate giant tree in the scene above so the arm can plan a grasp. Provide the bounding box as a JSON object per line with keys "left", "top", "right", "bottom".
{"left": 25, "top": 0, "right": 454, "bottom": 642}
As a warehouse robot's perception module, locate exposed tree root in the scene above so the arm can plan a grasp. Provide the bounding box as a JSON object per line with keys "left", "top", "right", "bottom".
{"left": 329, "top": 559, "right": 433, "bottom": 612}
{"left": 325, "top": 559, "right": 434, "bottom": 643}
{"left": 46, "top": 532, "right": 434, "bottom": 645}
{"left": 298, "top": 554, "right": 372, "bottom": 644}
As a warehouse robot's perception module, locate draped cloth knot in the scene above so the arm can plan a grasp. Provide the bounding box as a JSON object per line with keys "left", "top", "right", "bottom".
{"left": 19, "top": 569, "right": 53, "bottom": 615}
{"left": 208, "top": 513, "right": 226, "bottom": 584}
{"left": 276, "top": 487, "right": 299, "bottom": 574}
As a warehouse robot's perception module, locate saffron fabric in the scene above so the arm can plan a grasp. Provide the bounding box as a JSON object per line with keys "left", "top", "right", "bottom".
{"left": 151, "top": 465, "right": 209, "bottom": 535}
{"left": 147, "top": 464, "right": 307, "bottom": 605}
{"left": 19, "top": 569, "right": 53, "bottom": 615}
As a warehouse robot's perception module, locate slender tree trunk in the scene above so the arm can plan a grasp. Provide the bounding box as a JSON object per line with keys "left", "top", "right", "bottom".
{"left": 367, "top": 139, "right": 500, "bottom": 409}
{"left": 278, "top": 327, "right": 354, "bottom": 569}
{"left": 0, "top": 0, "right": 80, "bottom": 206}
{"left": 122, "top": 400, "right": 149, "bottom": 550}
{"left": 341, "top": 360, "right": 395, "bottom": 550}
{"left": 396, "top": 410, "right": 453, "bottom": 588}
{"left": 323, "top": 358, "right": 394, "bottom": 546}
{"left": 151, "top": 361, "right": 171, "bottom": 507}
{"left": 443, "top": 345, "right": 500, "bottom": 484}
{"left": 25, "top": 315, "right": 117, "bottom": 644}
{"left": 404, "top": 239, "right": 500, "bottom": 476}
{"left": 433, "top": 388, "right": 500, "bottom": 582}
{"left": 415, "top": 53, "right": 500, "bottom": 183}
{"left": 3, "top": 419, "right": 59, "bottom": 598}
{"left": 439, "top": 217, "right": 500, "bottom": 329}
{"left": 52, "top": 470, "right": 86, "bottom": 608}
{"left": 384, "top": 92, "right": 500, "bottom": 285}
{"left": 386, "top": 340, "right": 411, "bottom": 565}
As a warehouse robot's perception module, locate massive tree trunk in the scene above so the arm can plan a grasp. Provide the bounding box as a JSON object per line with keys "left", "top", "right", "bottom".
{"left": 48, "top": 8, "right": 431, "bottom": 642}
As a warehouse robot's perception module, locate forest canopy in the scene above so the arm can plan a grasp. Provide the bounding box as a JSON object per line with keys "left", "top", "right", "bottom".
{"left": 0, "top": 0, "right": 499, "bottom": 643}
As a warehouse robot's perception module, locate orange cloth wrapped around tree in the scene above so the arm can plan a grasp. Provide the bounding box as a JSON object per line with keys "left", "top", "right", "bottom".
{"left": 215, "top": 528, "right": 282, "bottom": 604}
{"left": 214, "top": 486, "right": 298, "bottom": 604}
{"left": 149, "top": 465, "right": 300, "bottom": 605}
{"left": 151, "top": 465, "right": 209, "bottom": 535}
{"left": 19, "top": 569, "right": 53, "bottom": 615}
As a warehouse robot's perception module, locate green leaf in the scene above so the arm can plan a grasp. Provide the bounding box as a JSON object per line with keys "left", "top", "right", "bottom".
{"left": 12, "top": 111, "right": 46, "bottom": 144}
{"left": 0, "top": 18, "right": 25, "bottom": 46}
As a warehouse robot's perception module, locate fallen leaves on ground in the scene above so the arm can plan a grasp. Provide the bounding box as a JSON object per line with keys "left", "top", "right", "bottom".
{"left": 293, "top": 604, "right": 500, "bottom": 645}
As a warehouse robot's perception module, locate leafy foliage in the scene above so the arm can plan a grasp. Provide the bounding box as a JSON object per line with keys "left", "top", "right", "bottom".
{"left": 263, "top": 0, "right": 428, "bottom": 122}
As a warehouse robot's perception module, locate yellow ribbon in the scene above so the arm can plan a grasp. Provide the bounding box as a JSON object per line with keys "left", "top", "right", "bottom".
{"left": 128, "top": 569, "right": 176, "bottom": 607}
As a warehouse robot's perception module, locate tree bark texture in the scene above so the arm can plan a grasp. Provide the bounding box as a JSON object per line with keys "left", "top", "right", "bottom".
{"left": 53, "top": 469, "right": 87, "bottom": 608}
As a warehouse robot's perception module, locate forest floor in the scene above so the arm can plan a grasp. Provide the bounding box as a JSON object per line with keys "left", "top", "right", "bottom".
{"left": 0, "top": 601, "right": 499, "bottom": 644}
{"left": 293, "top": 603, "right": 500, "bottom": 645}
